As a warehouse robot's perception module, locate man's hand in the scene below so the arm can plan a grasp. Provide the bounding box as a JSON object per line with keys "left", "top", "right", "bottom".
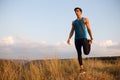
{"left": 67, "top": 39, "right": 71, "bottom": 45}
{"left": 89, "top": 40, "right": 92, "bottom": 45}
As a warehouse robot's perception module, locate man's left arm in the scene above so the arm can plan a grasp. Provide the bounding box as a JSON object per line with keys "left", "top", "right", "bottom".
{"left": 84, "top": 18, "right": 93, "bottom": 43}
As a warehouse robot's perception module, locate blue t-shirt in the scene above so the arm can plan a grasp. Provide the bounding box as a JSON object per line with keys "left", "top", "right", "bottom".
{"left": 73, "top": 17, "right": 87, "bottom": 39}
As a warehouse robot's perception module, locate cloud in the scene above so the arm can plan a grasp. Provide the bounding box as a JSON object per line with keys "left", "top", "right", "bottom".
{"left": 99, "top": 40, "right": 118, "bottom": 47}
{"left": 107, "top": 42, "right": 120, "bottom": 49}
{"left": 0, "top": 36, "right": 75, "bottom": 60}
{"left": 90, "top": 40, "right": 120, "bottom": 57}
{"left": 0, "top": 36, "right": 14, "bottom": 45}
{"left": 0, "top": 36, "right": 120, "bottom": 60}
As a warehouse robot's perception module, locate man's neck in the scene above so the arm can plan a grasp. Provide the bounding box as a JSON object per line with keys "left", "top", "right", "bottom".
{"left": 77, "top": 15, "right": 82, "bottom": 20}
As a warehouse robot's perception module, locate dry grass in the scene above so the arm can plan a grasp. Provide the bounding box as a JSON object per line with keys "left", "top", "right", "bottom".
{"left": 0, "top": 57, "right": 120, "bottom": 80}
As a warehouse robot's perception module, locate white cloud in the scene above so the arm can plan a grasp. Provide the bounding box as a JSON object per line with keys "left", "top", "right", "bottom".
{"left": 0, "top": 36, "right": 14, "bottom": 45}
{"left": 90, "top": 40, "right": 120, "bottom": 57}
{"left": 0, "top": 36, "right": 120, "bottom": 60}
{"left": 15, "top": 36, "right": 31, "bottom": 44}
{"left": 0, "top": 36, "right": 75, "bottom": 60}
{"left": 99, "top": 40, "right": 118, "bottom": 47}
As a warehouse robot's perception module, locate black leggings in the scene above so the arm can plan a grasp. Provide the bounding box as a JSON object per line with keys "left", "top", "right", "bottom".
{"left": 75, "top": 38, "right": 91, "bottom": 66}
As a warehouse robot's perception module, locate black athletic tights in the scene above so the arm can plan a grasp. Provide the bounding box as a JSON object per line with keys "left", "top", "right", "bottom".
{"left": 75, "top": 38, "right": 91, "bottom": 66}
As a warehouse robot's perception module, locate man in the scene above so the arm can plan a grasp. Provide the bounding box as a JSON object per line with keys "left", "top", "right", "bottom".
{"left": 67, "top": 7, "right": 93, "bottom": 73}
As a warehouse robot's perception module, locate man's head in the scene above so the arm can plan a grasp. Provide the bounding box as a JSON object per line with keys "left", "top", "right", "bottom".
{"left": 74, "top": 7, "right": 82, "bottom": 17}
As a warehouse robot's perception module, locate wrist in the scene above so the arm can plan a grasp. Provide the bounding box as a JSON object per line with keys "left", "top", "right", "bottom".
{"left": 91, "top": 38, "right": 93, "bottom": 40}
{"left": 68, "top": 38, "right": 71, "bottom": 40}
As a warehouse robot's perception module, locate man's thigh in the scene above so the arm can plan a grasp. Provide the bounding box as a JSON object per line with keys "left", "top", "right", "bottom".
{"left": 83, "top": 38, "right": 91, "bottom": 55}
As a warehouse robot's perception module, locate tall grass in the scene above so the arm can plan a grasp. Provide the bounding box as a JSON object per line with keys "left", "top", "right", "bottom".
{"left": 0, "top": 57, "right": 120, "bottom": 80}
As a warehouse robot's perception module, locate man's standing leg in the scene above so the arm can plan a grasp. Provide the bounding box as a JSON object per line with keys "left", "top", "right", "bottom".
{"left": 75, "top": 39, "right": 83, "bottom": 69}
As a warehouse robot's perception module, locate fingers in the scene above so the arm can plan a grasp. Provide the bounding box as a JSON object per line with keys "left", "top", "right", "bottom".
{"left": 67, "top": 41, "right": 70, "bottom": 45}
{"left": 67, "top": 39, "right": 71, "bottom": 45}
{"left": 89, "top": 40, "right": 92, "bottom": 44}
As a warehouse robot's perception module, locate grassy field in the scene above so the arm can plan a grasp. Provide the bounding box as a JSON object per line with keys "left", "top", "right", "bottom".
{"left": 0, "top": 57, "right": 120, "bottom": 80}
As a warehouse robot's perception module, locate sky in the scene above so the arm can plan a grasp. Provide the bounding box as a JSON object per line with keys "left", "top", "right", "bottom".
{"left": 0, "top": 0, "right": 120, "bottom": 60}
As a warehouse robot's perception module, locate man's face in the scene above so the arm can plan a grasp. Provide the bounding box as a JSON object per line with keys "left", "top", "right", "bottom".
{"left": 75, "top": 9, "right": 82, "bottom": 17}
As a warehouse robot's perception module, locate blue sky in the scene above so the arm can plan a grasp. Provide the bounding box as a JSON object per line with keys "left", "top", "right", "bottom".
{"left": 0, "top": 0, "right": 120, "bottom": 60}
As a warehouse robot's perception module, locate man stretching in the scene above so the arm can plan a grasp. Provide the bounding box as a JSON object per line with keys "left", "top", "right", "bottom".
{"left": 67, "top": 7, "right": 93, "bottom": 73}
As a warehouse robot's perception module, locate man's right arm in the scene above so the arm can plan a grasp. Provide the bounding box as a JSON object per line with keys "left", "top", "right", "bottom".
{"left": 67, "top": 21, "right": 74, "bottom": 45}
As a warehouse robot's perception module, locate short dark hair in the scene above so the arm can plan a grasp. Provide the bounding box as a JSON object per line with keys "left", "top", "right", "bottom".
{"left": 74, "top": 7, "right": 82, "bottom": 13}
